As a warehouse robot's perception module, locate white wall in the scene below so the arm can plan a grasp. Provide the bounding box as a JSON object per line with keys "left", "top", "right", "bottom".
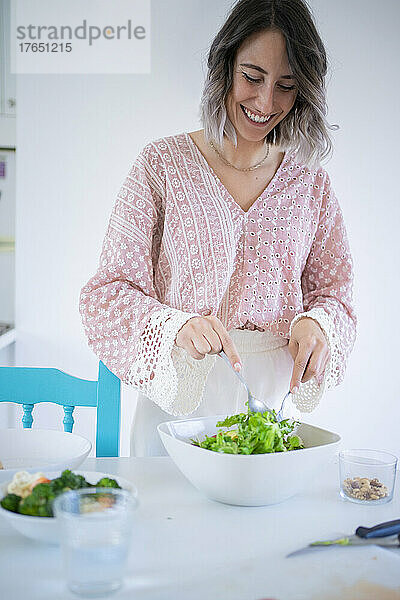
{"left": 12, "top": 0, "right": 400, "bottom": 456}
{"left": 304, "top": 0, "right": 400, "bottom": 456}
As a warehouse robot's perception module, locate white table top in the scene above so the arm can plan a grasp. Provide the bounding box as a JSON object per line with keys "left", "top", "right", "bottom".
{"left": 1, "top": 456, "right": 399, "bottom": 600}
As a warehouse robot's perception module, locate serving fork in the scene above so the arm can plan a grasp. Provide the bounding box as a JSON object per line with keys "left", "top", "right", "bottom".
{"left": 218, "top": 351, "right": 291, "bottom": 422}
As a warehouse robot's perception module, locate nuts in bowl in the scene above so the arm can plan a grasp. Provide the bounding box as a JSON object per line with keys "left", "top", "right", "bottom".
{"left": 339, "top": 449, "right": 398, "bottom": 505}
{"left": 342, "top": 477, "right": 388, "bottom": 501}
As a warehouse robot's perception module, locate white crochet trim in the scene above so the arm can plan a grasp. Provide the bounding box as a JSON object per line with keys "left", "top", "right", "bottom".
{"left": 170, "top": 347, "right": 216, "bottom": 416}
{"left": 124, "top": 307, "right": 206, "bottom": 416}
{"left": 289, "top": 307, "right": 337, "bottom": 413}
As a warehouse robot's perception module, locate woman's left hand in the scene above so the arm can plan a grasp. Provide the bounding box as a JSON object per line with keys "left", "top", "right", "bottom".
{"left": 288, "top": 317, "right": 330, "bottom": 393}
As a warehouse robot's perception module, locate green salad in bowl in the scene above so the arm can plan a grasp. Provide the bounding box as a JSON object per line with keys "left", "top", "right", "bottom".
{"left": 191, "top": 410, "right": 303, "bottom": 454}
{"left": 158, "top": 411, "right": 340, "bottom": 506}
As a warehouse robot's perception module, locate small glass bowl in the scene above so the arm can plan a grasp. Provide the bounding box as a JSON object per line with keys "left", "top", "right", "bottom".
{"left": 339, "top": 449, "right": 398, "bottom": 505}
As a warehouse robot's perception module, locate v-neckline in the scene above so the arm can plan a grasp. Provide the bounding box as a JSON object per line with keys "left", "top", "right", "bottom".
{"left": 184, "top": 131, "right": 290, "bottom": 215}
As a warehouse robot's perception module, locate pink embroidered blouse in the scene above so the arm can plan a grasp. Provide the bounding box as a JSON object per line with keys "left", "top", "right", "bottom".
{"left": 79, "top": 132, "right": 357, "bottom": 416}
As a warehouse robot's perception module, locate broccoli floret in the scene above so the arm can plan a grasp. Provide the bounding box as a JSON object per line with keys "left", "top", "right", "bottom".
{"left": 58, "top": 469, "right": 91, "bottom": 490}
{"left": 95, "top": 477, "right": 121, "bottom": 489}
{"left": 1, "top": 493, "right": 22, "bottom": 513}
{"left": 48, "top": 476, "right": 69, "bottom": 495}
{"left": 19, "top": 483, "right": 55, "bottom": 517}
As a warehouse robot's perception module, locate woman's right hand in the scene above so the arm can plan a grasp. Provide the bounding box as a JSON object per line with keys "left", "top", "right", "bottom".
{"left": 175, "top": 315, "right": 242, "bottom": 371}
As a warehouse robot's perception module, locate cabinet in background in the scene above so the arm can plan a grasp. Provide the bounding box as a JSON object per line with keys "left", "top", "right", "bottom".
{"left": 0, "top": 0, "right": 16, "bottom": 147}
{"left": 0, "top": 148, "right": 15, "bottom": 325}
{"left": 0, "top": 0, "right": 16, "bottom": 117}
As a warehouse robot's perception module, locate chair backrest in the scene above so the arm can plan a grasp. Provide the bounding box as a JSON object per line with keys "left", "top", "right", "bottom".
{"left": 0, "top": 361, "right": 121, "bottom": 457}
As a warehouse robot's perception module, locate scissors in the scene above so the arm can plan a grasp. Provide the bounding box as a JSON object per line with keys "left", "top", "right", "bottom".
{"left": 287, "top": 519, "right": 400, "bottom": 558}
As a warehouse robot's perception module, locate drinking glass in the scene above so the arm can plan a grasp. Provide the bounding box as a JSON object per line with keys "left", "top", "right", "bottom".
{"left": 54, "top": 487, "right": 138, "bottom": 597}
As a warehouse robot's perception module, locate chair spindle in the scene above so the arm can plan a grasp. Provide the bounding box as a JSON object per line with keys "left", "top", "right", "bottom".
{"left": 22, "top": 404, "right": 34, "bottom": 428}
{"left": 63, "top": 405, "right": 75, "bottom": 433}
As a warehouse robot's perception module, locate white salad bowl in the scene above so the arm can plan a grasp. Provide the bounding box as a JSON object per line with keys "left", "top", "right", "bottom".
{"left": 158, "top": 415, "right": 341, "bottom": 506}
{"left": 0, "top": 428, "right": 91, "bottom": 483}
{"left": 0, "top": 470, "right": 136, "bottom": 544}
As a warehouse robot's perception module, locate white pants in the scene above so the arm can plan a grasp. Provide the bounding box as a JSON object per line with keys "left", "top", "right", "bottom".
{"left": 130, "top": 328, "right": 299, "bottom": 457}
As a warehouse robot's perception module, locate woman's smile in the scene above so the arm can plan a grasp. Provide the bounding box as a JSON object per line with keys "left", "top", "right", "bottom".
{"left": 240, "top": 104, "right": 278, "bottom": 126}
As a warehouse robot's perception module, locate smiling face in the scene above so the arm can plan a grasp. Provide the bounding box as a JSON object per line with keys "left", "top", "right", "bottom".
{"left": 225, "top": 29, "right": 298, "bottom": 144}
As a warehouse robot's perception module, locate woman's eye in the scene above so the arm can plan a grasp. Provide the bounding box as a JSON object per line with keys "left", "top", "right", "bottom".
{"left": 241, "top": 72, "right": 262, "bottom": 84}
{"left": 241, "top": 71, "right": 296, "bottom": 91}
{"left": 278, "top": 84, "right": 296, "bottom": 91}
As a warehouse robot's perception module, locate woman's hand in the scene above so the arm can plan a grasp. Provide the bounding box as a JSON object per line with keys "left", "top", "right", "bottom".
{"left": 175, "top": 315, "right": 242, "bottom": 371}
{"left": 288, "top": 317, "right": 330, "bottom": 392}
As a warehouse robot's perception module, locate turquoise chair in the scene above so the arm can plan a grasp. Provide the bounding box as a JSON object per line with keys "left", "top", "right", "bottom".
{"left": 0, "top": 361, "right": 120, "bottom": 457}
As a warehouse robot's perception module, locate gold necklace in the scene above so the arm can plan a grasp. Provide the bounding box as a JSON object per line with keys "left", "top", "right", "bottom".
{"left": 209, "top": 140, "right": 270, "bottom": 172}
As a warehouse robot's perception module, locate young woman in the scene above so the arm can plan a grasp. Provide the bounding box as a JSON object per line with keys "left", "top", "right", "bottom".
{"left": 79, "top": 0, "right": 357, "bottom": 456}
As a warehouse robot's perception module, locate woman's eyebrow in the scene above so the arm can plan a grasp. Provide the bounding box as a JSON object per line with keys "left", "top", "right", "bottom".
{"left": 239, "top": 62, "right": 296, "bottom": 79}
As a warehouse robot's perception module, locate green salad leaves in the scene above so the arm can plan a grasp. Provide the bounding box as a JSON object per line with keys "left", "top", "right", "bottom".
{"left": 0, "top": 470, "right": 121, "bottom": 517}
{"left": 191, "top": 410, "right": 303, "bottom": 455}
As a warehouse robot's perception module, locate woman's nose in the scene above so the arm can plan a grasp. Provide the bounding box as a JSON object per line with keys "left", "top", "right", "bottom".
{"left": 256, "top": 84, "right": 276, "bottom": 115}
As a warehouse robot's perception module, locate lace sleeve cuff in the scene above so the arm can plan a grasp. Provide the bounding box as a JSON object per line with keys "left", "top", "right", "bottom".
{"left": 288, "top": 307, "right": 338, "bottom": 413}
{"left": 170, "top": 347, "right": 216, "bottom": 416}
{"left": 125, "top": 307, "right": 215, "bottom": 416}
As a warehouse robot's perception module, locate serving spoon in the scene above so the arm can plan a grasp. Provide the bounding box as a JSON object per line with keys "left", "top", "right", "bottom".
{"left": 218, "top": 351, "right": 291, "bottom": 422}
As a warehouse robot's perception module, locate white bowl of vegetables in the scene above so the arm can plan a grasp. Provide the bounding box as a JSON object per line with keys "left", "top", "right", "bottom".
{"left": 0, "top": 470, "right": 135, "bottom": 544}
{"left": 158, "top": 411, "right": 340, "bottom": 506}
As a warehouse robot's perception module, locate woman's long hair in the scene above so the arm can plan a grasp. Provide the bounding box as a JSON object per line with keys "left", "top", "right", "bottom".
{"left": 199, "top": 0, "right": 337, "bottom": 168}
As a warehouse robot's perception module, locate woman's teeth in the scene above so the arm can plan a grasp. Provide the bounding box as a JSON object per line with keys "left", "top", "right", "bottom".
{"left": 242, "top": 105, "right": 273, "bottom": 124}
